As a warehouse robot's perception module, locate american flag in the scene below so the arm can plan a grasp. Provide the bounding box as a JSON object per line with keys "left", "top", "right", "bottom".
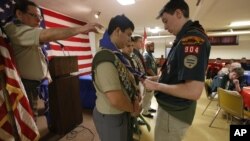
{"left": 41, "top": 8, "right": 93, "bottom": 76}
{"left": 0, "top": 33, "right": 40, "bottom": 140}
{"left": 1, "top": 0, "right": 39, "bottom": 140}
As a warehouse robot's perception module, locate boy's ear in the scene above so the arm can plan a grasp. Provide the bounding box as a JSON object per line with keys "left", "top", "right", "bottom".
{"left": 15, "top": 9, "right": 23, "bottom": 19}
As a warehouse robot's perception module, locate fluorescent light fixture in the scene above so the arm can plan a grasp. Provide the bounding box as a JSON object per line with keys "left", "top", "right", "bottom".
{"left": 117, "top": 0, "right": 135, "bottom": 5}
{"left": 148, "top": 27, "right": 162, "bottom": 34}
{"left": 229, "top": 21, "right": 250, "bottom": 27}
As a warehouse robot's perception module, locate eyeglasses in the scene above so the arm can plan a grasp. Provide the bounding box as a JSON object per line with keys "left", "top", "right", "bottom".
{"left": 26, "top": 12, "right": 43, "bottom": 20}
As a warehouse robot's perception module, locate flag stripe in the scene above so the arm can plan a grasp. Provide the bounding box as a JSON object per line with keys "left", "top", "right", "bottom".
{"left": 50, "top": 40, "right": 90, "bottom": 47}
{"left": 49, "top": 45, "right": 91, "bottom": 52}
{"left": 1, "top": 122, "right": 13, "bottom": 136}
{"left": 0, "top": 102, "right": 8, "bottom": 122}
{"left": 43, "top": 15, "right": 83, "bottom": 28}
{"left": 42, "top": 8, "right": 86, "bottom": 25}
{"left": 62, "top": 36, "right": 89, "bottom": 43}
{"left": 78, "top": 55, "right": 93, "bottom": 60}
{"left": 44, "top": 21, "right": 68, "bottom": 28}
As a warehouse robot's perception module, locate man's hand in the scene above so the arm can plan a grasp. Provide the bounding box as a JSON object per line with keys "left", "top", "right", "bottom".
{"left": 79, "top": 23, "right": 103, "bottom": 34}
{"left": 143, "top": 79, "right": 158, "bottom": 91}
{"left": 131, "top": 96, "right": 142, "bottom": 117}
{"left": 233, "top": 79, "right": 240, "bottom": 85}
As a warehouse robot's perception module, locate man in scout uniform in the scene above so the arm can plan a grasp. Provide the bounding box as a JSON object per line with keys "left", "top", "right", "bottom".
{"left": 142, "top": 0, "right": 211, "bottom": 140}
{"left": 142, "top": 41, "right": 158, "bottom": 118}
{"left": 92, "top": 15, "right": 142, "bottom": 141}
{"left": 3, "top": 0, "right": 102, "bottom": 122}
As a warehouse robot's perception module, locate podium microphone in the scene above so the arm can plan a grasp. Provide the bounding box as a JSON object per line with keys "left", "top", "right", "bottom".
{"left": 53, "top": 41, "right": 69, "bottom": 56}
{"left": 54, "top": 41, "right": 64, "bottom": 48}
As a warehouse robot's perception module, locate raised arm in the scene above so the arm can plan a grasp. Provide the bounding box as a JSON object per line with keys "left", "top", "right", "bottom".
{"left": 39, "top": 23, "right": 103, "bottom": 43}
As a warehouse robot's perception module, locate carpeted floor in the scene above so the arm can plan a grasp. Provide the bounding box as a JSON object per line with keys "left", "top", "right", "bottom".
{"left": 37, "top": 88, "right": 231, "bottom": 141}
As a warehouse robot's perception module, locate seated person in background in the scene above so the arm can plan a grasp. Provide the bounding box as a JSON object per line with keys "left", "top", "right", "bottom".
{"left": 241, "top": 57, "right": 250, "bottom": 70}
{"left": 210, "top": 67, "right": 245, "bottom": 93}
{"left": 218, "top": 62, "right": 242, "bottom": 76}
{"left": 218, "top": 61, "right": 231, "bottom": 75}
{"left": 230, "top": 62, "right": 242, "bottom": 71}
{"left": 206, "top": 58, "right": 223, "bottom": 79}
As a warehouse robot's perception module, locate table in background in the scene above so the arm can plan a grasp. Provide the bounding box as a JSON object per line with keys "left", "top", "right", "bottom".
{"left": 241, "top": 86, "right": 250, "bottom": 109}
{"left": 79, "top": 75, "right": 96, "bottom": 109}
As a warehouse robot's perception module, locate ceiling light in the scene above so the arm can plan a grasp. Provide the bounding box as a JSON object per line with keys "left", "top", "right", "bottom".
{"left": 94, "top": 11, "right": 101, "bottom": 19}
{"left": 229, "top": 21, "right": 250, "bottom": 27}
{"left": 148, "top": 27, "right": 162, "bottom": 34}
{"left": 117, "top": 0, "right": 135, "bottom": 5}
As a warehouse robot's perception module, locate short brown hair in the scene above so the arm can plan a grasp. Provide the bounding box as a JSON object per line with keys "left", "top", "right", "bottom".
{"left": 157, "top": 0, "right": 189, "bottom": 19}
{"left": 231, "top": 67, "right": 244, "bottom": 77}
{"left": 14, "top": 0, "right": 38, "bottom": 16}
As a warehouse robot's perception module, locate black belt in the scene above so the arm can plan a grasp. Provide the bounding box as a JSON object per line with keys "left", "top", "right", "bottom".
{"left": 21, "top": 78, "right": 41, "bottom": 84}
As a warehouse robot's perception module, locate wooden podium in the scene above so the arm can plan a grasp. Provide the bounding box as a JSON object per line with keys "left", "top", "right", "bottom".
{"left": 48, "top": 56, "right": 82, "bottom": 134}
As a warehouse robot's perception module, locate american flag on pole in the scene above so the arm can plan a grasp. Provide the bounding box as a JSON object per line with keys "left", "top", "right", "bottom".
{"left": 0, "top": 0, "right": 39, "bottom": 140}
{"left": 41, "top": 8, "right": 93, "bottom": 76}
{"left": 0, "top": 33, "right": 40, "bottom": 140}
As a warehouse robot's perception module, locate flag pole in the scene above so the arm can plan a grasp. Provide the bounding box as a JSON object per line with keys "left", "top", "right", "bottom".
{"left": 0, "top": 69, "right": 20, "bottom": 141}
{"left": 143, "top": 27, "right": 147, "bottom": 53}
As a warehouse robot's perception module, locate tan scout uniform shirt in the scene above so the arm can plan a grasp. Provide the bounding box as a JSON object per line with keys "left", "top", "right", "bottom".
{"left": 94, "top": 62, "right": 131, "bottom": 114}
{"left": 4, "top": 23, "right": 48, "bottom": 81}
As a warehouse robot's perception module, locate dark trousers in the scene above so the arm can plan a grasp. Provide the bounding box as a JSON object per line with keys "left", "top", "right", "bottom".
{"left": 21, "top": 79, "right": 40, "bottom": 120}
{"left": 93, "top": 108, "right": 130, "bottom": 141}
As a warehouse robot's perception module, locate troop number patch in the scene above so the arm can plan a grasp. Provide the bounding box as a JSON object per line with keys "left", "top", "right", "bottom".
{"left": 184, "top": 55, "right": 198, "bottom": 69}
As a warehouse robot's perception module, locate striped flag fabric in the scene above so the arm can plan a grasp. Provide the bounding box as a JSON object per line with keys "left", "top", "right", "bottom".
{"left": 0, "top": 32, "right": 40, "bottom": 140}
{"left": 41, "top": 8, "right": 93, "bottom": 76}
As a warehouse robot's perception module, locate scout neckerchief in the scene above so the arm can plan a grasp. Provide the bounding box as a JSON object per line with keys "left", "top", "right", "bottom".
{"left": 99, "top": 31, "right": 145, "bottom": 79}
{"left": 96, "top": 31, "right": 143, "bottom": 100}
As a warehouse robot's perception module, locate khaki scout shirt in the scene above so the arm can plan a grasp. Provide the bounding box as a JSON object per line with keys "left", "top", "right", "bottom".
{"left": 4, "top": 22, "right": 48, "bottom": 81}
{"left": 93, "top": 62, "right": 131, "bottom": 114}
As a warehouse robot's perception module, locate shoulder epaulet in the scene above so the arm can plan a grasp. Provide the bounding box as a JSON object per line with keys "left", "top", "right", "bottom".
{"left": 92, "top": 49, "right": 115, "bottom": 65}
{"left": 187, "top": 27, "right": 208, "bottom": 38}
{"left": 92, "top": 49, "right": 117, "bottom": 81}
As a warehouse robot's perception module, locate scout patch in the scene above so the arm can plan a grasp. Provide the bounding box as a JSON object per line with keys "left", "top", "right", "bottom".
{"left": 181, "top": 36, "right": 204, "bottom": 45}
{"left": 184, "top": 55, "right": 198, "bottom": 69}
{"left": 184, "top": 46, "right": 199, "bottom": 54}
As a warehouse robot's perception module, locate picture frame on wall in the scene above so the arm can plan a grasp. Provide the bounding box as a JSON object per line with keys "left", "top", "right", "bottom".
{"left": 208, "top": 35, "right": 239, "bottom": 46}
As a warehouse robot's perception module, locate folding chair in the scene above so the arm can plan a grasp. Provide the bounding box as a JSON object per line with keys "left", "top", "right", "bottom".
{"left": 202, "top": 79, "right": 218, "bottom": 115}
{"left": 209, "top": 88, "right": 250, "bottom": 127}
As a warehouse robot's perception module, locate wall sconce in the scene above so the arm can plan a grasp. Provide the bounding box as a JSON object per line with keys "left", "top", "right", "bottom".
{"left": 94, "top": 11, "right": 101, "bottom": 19}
